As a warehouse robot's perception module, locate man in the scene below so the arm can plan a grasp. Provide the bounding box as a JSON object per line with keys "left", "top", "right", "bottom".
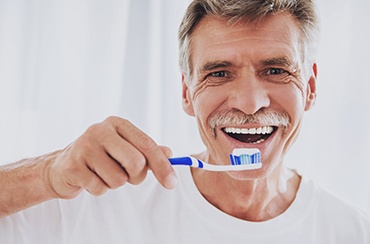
{"left": 1, "top": 0, "right": 369, "bottom": 243}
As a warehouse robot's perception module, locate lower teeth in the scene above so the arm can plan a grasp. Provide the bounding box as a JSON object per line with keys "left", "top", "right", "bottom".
{"left": 252, "top": 139, "right": 265, "bottom": 144}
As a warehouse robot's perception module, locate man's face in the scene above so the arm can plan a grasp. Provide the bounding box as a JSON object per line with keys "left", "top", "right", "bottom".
{"left": 182, "top": 12, "right": 317, "bottom": 179}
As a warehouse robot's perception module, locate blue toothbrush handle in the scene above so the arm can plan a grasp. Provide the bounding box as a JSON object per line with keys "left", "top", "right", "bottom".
{"left": 168, "top": 157, "right": 204, "bottom": 168}
{"left": 168, "top": 157, "right": 192, "bottom": 166}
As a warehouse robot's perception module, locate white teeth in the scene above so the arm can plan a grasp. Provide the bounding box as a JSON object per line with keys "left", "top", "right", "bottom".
{"left": 252, "top": 138, "right": 265, "bottom": 144}
{"left": 224, "top": 126, "right": 274, "bottom": 135}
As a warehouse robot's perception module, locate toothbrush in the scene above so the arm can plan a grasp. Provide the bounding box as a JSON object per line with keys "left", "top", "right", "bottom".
{"left": 168, "top": 148, "right": 261, "bottom": 171}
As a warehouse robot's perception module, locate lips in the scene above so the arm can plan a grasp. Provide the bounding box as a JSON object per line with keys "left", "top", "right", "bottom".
{"left": 222, "top": 126, "right": 277, "bottom": 144}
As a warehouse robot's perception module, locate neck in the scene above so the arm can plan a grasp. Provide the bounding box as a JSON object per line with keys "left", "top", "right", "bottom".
{"left": 191, "top": 154, "right": 301, "bottom": 222}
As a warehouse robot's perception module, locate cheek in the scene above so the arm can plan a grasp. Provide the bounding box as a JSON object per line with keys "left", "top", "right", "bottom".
{"left": 273, "top": 83, "right": 305, "bottom": 115}
{"left": 191, "top": 87, "right": 230, "bottom": 141}
{"left": 191, "top": 86, "right": 229, "bottom": 118}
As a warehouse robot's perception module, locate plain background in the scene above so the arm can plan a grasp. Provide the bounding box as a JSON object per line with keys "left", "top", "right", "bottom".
{"left": 0, "top": 0, "right": 369, "bottom": 214}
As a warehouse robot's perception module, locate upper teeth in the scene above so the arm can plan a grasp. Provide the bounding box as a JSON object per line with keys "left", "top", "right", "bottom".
{"left": 224, "top": 126, "right": 274, "bottom": 135}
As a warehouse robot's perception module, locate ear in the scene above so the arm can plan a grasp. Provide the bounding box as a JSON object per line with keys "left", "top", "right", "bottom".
{"left": 182, "top": 74, "right": 195, "bottom": 116}
{"left": 304, "top": 63, "right": 317, "bottom": 111}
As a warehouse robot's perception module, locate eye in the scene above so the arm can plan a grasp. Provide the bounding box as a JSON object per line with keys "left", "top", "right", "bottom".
{"left": 266, "top": 68, "right": 288, "bottom": 75}
{"left": 209, "top": 71, "right": 227, "bottom": 78}
{"left": 259, "top": 67, "right": 293, "bottom": 84}
{"left": 201, "top": 70, "right": 235, "bottom": 86}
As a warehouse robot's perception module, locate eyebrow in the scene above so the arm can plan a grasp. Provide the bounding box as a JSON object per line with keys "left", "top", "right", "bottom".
{"left": 199, "top": 61, "right": 232, "bottom": 74}
{"left": 260, "top": 57, "right": 295, "bottom": 68}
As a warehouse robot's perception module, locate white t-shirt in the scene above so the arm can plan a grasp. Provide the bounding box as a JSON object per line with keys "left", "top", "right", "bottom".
{"left": 1, "top": 167, "right": 369, "bottom": 243}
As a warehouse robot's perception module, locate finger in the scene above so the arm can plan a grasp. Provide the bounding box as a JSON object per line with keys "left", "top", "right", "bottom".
{"left": 67, "top": 132, "right": 129, "bottom": 191}
{"left": 115, "top": 140, "right": 148, "bottom": 185}
{"left": 113, "top": 118, "right": 177, "bottom": 189}
{"left": 102, "top": 136, "right": 148, "bottom": 185}
{"left": 159, "top": 146, "right": 173, "bottom": 158}
{"left": 85, "top": 149, "right": 129, "bottom": 189}
{"left": 83, "top": 118, "right": 147, "bottom": 186}
{"left": 107, "top": 139, "right": 148, "bottom": 185}
{"left": 72, "top": 165, "right": 110, "bottom": 196}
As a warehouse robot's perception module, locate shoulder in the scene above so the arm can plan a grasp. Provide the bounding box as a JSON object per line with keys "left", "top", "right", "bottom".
{"left": 301, "top": 176, "right": 370, "bottom": 238}
{"left": 302, "top": 176, "right": 369, "bottom": 216}
{"left": 309, "top": 178, "right": 368, "bottom": 216}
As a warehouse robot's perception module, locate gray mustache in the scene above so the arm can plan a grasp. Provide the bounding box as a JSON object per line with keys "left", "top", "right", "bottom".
{"left": 208, "top": 108, "right": 290, "bottom": 136}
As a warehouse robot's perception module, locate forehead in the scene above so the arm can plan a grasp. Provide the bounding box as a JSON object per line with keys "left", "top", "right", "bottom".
{"left": 190, "top": 12, "right": 303, "bottom": 74}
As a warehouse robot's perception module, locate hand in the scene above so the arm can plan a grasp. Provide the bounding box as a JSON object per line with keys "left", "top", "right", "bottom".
{"left": 44, "top": 116, "right": 177, "bottom": 199}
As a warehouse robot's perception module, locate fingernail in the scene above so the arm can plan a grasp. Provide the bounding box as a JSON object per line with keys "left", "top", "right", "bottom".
{"left": 165, "top": 173, "right": 177, "bottom": 189}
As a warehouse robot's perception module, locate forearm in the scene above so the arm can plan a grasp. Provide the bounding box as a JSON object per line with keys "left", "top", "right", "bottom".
{"left": 0, "top": 151, "right": 59, "bottom": 218}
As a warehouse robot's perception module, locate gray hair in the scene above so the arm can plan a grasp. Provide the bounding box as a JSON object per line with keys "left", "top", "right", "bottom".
{"left": 178, "top": 0, "right": 320, "bottom": 78}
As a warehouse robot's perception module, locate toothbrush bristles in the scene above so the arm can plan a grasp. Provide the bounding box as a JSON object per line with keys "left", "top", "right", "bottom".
{"left": 230, "top": 152, "right": 261, "bottom": 165}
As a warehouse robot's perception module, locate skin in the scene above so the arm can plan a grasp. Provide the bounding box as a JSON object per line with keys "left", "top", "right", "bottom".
{"left": 182, "top": 13, "right": 317, "bottom": 221}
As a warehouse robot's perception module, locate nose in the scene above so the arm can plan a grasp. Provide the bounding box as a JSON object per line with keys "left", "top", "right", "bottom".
{"left": 227, "top": 74, "right": 270, "bottom": 115}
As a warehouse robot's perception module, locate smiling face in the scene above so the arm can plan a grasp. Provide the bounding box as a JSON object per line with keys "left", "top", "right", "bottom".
{"left": 182, "top": 12, "right": 317, "bottom": 179}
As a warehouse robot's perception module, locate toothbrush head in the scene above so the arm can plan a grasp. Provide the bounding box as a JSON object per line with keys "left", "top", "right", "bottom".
{"left": 229, "top": 148, "right": 261, "bottom": 166}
